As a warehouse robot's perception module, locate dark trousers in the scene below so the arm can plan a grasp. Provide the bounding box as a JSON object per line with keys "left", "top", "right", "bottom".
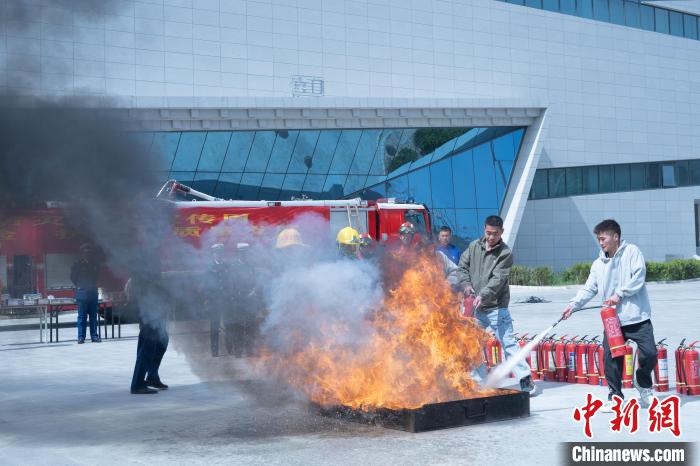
{"left": 76, "top": 293, "right": 98, "bottom": 341}
{"left": 211, "top": 317, "right": 256, "bottom": 357}
{"left": 131, "top": 322, "right": 169, "bottom": 391}
{"left": 603, "top": 319, "right": 656, "bottom": 399}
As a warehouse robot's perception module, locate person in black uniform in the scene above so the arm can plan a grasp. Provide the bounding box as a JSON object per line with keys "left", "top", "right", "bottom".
{"left": 128, "top": 252, "right": 170, "bottom": 394}
{"left": 70, "top": 243, "right": 101, "bottom": 344}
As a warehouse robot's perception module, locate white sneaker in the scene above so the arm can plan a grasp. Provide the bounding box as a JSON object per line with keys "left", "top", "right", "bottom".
{"left": 633, "top": 379, "right": 653, "bottom": 408}
{"left": 600, "top": 400, "right": 615, "bottom": 413}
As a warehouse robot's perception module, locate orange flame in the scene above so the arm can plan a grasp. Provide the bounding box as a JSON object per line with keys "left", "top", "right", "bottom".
{"left": 262, "top": 251, "right": 492, "bottom": 410}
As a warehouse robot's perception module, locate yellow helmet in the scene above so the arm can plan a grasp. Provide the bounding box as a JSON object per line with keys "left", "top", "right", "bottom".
{"left": 275, "top": 228, "right": 305, "bottom": 249}
{"left": 336, "top": 227, "right": 360, "bottom": 245}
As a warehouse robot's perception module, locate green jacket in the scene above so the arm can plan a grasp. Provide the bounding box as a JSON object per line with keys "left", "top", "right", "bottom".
{"left": 457, "top": 238, "right": 513, "bottom": 311}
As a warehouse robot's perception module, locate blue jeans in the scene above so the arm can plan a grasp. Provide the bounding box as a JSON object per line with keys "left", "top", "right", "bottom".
{"left": 76, "top": 289, "right": 98, "bottom": 341}
{"left": 473, "top": 307, "right": 531, "bottom": 381}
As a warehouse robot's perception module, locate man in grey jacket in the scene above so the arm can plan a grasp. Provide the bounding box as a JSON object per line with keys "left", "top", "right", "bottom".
{"left": 457, "top": 215, "right": 535, "bottom": 394}
{"left": 562, "top": 219, "right": 656, "bottom": 410}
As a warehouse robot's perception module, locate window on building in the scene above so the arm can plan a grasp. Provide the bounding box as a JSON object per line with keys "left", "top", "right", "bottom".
{"left": 675, "top": 160, "right": 690, "bottom": 186}
{"left": 560, "top": 0, "right": 575, "bottom": 14}
{"left": 577, "top": 0, "right": 593, "bottom": 18}
{"left": 624, "top": 1, "right": 640, "bottom": 28}
{"left": 690, "top": 160, "right": 700, "bottom": 185}
{"left": 530, "top": 170, "right": 549, "bottom": 199}
{"left": 655, "top": 8, "right": 670, "bottom": 33}
{"left": 630, "top": 164, "right": 646, "bottom": 190}
{"left": 640, "top": 5, "right": 655, "bottom": 30}
{"left": 610, "top": 0, "right": 625, "bottom": 25}
{"left": 647, "top": 163, "right": 661, "bottom": 189}
{"left": 593, "top": 0, "right": 610, "bottom": 21}
{"left": 613, "top": 164, "right": 631, "bottom": 191}
{"left": 0, "top": 255, "right": 7, "bottom": 293}
{"left": 684, "top": 14, "right": 699, "bottom": 39}
{"left": 670, "top": 11, "right": 684, "bottom": 36}
{"left": 662, "top": 164, "right": 676, "bottom": 187}
{"left": 599, "top": 165, "right": 614, "bottom": 193}
{"left": 543, "top": 0, "right": 559, "bottom": 11}
{"left": 549, "top": 168, "right": 566, "bottom": 197}
{"left": 582, "top": 166, "right": 599, "bottom": 194}
{"left": 566, "top": 167, "right": 583, "bottom": 195}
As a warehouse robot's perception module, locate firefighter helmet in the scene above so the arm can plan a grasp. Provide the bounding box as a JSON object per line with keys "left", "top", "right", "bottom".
{"left": 336, "top": 227, "right": 360, "bottom": 245}
{"left": 399, "top": 222, "right": 415, "bottom": 235}
{"left": 275, "top": 228, "right": 305, "bottom": 249}
{"left": 359, "top": 233, "right": 373, "bottom": 247}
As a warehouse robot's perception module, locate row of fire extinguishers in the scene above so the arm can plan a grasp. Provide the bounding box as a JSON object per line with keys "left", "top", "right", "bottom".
{"left": 481, "top": 334, "right": 700, "bottom": 395}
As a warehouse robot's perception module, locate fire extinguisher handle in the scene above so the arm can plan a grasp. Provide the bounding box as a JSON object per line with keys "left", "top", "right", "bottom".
{"left": 657, "top": 338, "right": 667, "bottom": 346}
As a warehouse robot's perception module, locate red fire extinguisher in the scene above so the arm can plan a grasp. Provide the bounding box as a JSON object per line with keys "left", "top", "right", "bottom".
{"left": 461, "top": 292, "right": 476, "bottom": 319}
{"left": 682, "top": 341, "right": 700, "bottom": 396}
{"left": 653, "top": 338, "right": 669, "bottom": 393}
{"left": 676, "top": 339, "right": 687, "bottom": 394}
{"left": 575, "top": 336, "right": 589, "bottom": 384}
{"left": 622, "top": 342, "right": 634, "bottom": 389}
{"left": 485, "top": 336, "right": 502, "bottom": 369}
{"left": 553, "top": 335, "right": 568, "bottom": 382}
{"left": 566, "top": 335, "right": 579, "bottom": 384}
{"left": 601, "top": 304, "right": 626, "bottom": 358}
{"left": 525, "top": 335, "right": 540, "bottom": 381}
{"left": 542, "top": 335, "right": 556, "bottom": 381}
{"left": 587, "top": 336, "right": 600, "bottom": 386}
{"left": 597, "top": 342, "right": 607, "bottom": 386}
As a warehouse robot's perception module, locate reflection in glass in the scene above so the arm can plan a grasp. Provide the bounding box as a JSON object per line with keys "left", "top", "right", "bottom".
{"left": 301, "top": 174, "right": 325, "bottom": 197}
{"left": 323, "top": 174, "right": 347, "bottom": 199}
{"left": 408, "top": 168, "right": 432, "bottom": 205}
{"left": 473, "top": 143, "right": 498, "bottom": 208}
{"left": 386, "top": 175, "right": 409, "bottom": 200}
{"left": 151, "top": 132, "right": 180, "bottom": 171}
{"left": 452, "top": 149, "right": 477, "bottom": 208}
{"left": 171, "top": 132, "right": 206, "bottom": 171}
{"left": 281, "top": 173, "right": 306, "bottom": 199}
{"left": 259, "top": 173, "right": 285, "bottom": 200}
{"left": 309, "top": 130, "right": 341, "bottom": 174}
{"left": 192, "top": 172, "right": 220, "bottom": 195}
{"left": 288, "top": 131, "right": 320, "bottom": 174}
{"left": 630, "top": 164, "right": 645, "bottom": 190}
{"left": 430, "top": 158, "right": 455, "bottom": 208}
{"left": 328, "top": 130, "right": 362, "bottom": 174}
{"left": 670, "top": 11, "right": 684, "bottom": 36}
{"left": 244, "top": 131, "right": 277, "bottom": 172}
{"left": 454, "top": 209, "right": 480, "bottom": 244}
{"left": 221, "top": 132, "right": 255, "bottom": 172}
{"left": 344, "top": 175, "right": 368, "bottom": 198}
{"left": 624, "top": 0, "right": 639, "bottom": 28}
{"left": 237, "top": 173, "right": 264, "bottom": 200}
{"left": 197, "top": 132, "right": 232, "bottom": 172}
{"left": 214, "top": 173, "right": 242, "bottom": 199}
{"left": 266, "top": 130, "right": 300, "bottom": 173}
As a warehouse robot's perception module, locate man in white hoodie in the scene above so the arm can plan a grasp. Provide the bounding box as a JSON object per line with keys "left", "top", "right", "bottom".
{"left": 561, "top": 219, "right": 656, "bottom": 410}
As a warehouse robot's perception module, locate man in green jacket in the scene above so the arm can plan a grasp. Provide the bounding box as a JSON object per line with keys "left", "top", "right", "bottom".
{"left": 457, "top": 215, "right": 535, "bottom": 394}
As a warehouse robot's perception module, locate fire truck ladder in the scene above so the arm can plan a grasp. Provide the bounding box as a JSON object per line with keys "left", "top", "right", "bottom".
{"left": 346, "top": 204, "right": 361, "bottom": 231}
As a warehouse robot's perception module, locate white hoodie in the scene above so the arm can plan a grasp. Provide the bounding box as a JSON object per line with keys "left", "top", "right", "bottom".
{"left": 569, "top": 241, "right": 652, "bottom": 326}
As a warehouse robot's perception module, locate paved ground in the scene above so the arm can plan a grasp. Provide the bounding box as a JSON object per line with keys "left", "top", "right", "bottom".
{"left": 1, "top": 281, "right": 698, "bottom": 465}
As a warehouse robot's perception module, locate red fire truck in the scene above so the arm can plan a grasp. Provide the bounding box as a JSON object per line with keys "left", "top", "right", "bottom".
{"left": 0, "top": 181, "right": 431, "bottom": 298}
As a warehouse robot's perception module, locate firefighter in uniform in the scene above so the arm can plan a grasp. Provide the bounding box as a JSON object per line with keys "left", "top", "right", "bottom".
{"left": 336, "top": 226, "right": 362, "bottom": 259}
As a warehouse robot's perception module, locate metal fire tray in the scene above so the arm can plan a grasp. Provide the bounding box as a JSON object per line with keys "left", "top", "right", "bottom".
{"left": 312, "top": 389, "right": 530, "bottom": 433}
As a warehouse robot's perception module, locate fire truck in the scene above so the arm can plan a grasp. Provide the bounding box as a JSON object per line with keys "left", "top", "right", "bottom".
{"left": 0, "top": 181, "right": 431, "bottom": 299}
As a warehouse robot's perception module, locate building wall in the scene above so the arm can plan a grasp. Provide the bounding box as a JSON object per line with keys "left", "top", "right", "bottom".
{"left": 2, "top": 0, "right": 700, "bottom": 267}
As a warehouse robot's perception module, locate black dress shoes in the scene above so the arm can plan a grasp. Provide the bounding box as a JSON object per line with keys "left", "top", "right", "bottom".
{"left": 131, "top": 386, "right": 158, "bottom": 394}
{"left": 146, "top": 380, "right": 169, "bottom": 390}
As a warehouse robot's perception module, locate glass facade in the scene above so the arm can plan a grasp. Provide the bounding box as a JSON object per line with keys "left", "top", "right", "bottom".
{"left": 530, "top": 159, "right": 700, "bottom": 199}
{"left": 498, "top": 0, "right": 700, "bottom": 41}
{"left": 146, "top": 126, "right": 526, "bottom": 246}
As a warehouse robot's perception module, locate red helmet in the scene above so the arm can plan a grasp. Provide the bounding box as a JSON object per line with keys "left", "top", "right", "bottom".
{"left": 399, "top": 222, "right": 415, "bottom": 235}
{"left": 359, "top": 233, "right": 373, "bottom": 247}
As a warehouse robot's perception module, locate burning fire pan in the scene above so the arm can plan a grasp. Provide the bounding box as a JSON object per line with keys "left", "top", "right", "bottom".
{"left": 312, "top": 389, "right": 530, "bottom": 433}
